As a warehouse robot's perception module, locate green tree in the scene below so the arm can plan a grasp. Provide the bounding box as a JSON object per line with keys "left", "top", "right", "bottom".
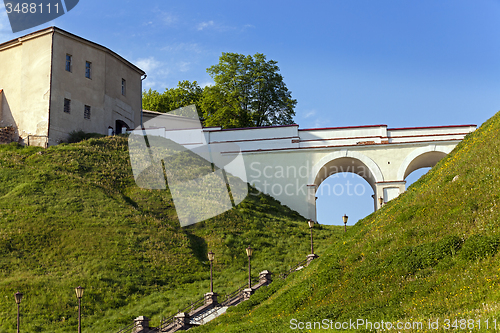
{"left": 141, "top": 53, "right": 296, "bottom": 129}
{"left": 142, "top": 80, "right": 203, "bottom": 117}
{"left": 203, "top": 52, "right": 297, "bottom": 128}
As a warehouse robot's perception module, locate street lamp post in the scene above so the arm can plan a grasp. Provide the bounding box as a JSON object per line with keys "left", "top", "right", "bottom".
{"left": 75, "top": 286, "right": 84, "bottom": 333}
{"left": 208, "top": 251, "right": 215, "bottom": 293}
{"left": 342, "top": 214, "right": 348, "bottom": 233}
{"left": 14, "top": 292, "right": 23, "bottom": 333}
{"left": 246, "top": 246, "right": 253, "bottom": 288}
{"left": 308, "top": 220, "right": 315, "bottom": 254}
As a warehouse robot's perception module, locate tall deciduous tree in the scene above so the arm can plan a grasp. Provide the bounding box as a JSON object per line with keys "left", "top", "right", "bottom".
{"left": 142, "top": 53, "right": 296, "bottom": 129}
{"left": 203, "top": 53, "right": 296, "bottom": 128}
{"left": 142, "top": 80, "right": 203, "bottom": 118}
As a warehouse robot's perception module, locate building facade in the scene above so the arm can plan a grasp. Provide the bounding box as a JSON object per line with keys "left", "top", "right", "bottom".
{"left": 0, "top": 27, "right": 145, "bottom": 147}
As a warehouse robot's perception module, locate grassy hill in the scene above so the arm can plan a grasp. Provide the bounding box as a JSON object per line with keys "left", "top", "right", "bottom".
{"left": 0, "top": 136, "right": 340, "bottom": 333}
{"left": 193, "top": 111, "right": 500, "bottom": 333}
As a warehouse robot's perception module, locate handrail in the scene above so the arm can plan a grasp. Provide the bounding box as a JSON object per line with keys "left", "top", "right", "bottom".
{"left": 115, "top": 295, "right": 206, "bottom": 333}
{"left": 190, "top": 305, "right": 221, "bottom": 325}
{"left": 279, "top": 257, "right": 309, "bottom": 279}
{"left": 152, "top": 295, "right": 206, "bottom": 332}
{"left": 192, "top": 279, "right": 258, "bottom": 325}
{"left": 116, "top": 277, "right": 261, "bottom": 333}
{"left": 218, "top": 282, "right": 247, "bottom": 306}
{"left": 116, "top": 322, "right": 136, "bottom": 333}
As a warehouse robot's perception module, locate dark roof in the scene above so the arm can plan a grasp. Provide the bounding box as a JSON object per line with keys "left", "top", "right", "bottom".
{"left": 0, "top": 26, "right": 145, "bottom": 75}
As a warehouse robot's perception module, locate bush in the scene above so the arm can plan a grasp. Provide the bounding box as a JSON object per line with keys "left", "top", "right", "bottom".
{"left": 385, "top": 235, "right": 463, "bottom": 274}
{"left": 67, "top": 130, "right": 105, "bottom": 143}
{"left": 460, "top": 234, "right": 500, "bottom": 261}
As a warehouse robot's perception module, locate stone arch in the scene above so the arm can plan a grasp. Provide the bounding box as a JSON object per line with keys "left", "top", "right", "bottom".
{"left": 310, "top": 150, "right": 384, "bottom": 192}
{"left": 397, "top": 145, "right": 452, "bottom": 180}
{"left": 115, "top": 119, "right": 130, "bottom": 135}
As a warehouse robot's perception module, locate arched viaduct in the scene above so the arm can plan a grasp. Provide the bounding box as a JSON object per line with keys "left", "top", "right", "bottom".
{"left": 202, "top": 123, "right": 476, "bottom": 221}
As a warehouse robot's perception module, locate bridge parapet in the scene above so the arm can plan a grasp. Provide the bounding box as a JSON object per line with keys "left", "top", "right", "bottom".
{"left": 386, "top": 125, "right": 476, "bottom": 145}
{"left": 198, "top": 124, "right": 475, "bottom": 152}
{"left": 140, "top": 118, "right": 476, "bottom": 221}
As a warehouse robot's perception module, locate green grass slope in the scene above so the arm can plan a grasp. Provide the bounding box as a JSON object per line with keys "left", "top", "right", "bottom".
{"left": 194, "top": 111, "right": 500, "bottom": 333}
{"left": 0, "top": 137, "right": 339, "bottom": 333}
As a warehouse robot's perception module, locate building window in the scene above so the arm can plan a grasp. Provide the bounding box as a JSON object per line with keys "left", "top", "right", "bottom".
{"left": 65, "top": 54, "right": 72, "bottom": 72}
{"left": 64, "top": 98, "right": 71, "bottom": 113}
{"left": 85, "top": 61, "right": 92, "bottom": 79}
{"left": 121, "top": 79, "right": 126, "bottom": 96}
{"left": 84, "top": 105, "right": 91, "bottom": 119}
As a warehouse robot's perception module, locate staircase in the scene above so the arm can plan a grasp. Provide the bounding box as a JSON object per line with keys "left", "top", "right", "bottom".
{"left": 117, "top": 270, "right": 272, "bottom": 333}
{"left": 116, "top": 254, "right": 318, "bottom": 333}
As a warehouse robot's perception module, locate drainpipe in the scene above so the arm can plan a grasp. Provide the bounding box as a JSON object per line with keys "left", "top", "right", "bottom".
{"left": 140, "top": 74, "right": 147, "bottom": 128}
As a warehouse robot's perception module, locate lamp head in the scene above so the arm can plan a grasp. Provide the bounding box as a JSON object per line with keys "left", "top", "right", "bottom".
{"left": 342, "top": 214, "right": 348, "bottom": 224}
{"left": 208, "top": 251, "right": 215, "bottom": 261}
{"left": 308, "top": 220, "right": 315, "bottom": 228}
{"left": 246, "top": 246, "right": 253, "bottom": 257}
{"left": 14, "top": 292, "right": 23, "bottom": 304}
{"left": 75, "top": 286, "right": 84, "bottom": 299}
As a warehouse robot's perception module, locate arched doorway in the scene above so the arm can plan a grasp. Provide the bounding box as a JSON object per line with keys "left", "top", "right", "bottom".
{"left": 115, "top": 120, "right": 130, "bottom": 135}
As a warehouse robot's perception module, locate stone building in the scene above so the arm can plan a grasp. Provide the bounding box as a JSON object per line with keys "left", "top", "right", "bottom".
{"left": 0, "top": 26, "right": 145, "bottom": 147}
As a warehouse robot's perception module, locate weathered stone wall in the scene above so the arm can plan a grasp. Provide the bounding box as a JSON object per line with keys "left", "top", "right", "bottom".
{"left": 0, "top": 126, "right": 16, "bottom": 144}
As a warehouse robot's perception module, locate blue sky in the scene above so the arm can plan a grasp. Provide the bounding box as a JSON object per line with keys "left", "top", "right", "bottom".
{"left": 1, "top": 0, "right": 499, "bottom": 225}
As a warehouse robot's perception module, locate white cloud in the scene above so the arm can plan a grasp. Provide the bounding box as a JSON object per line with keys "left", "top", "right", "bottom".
{"left": 144, "top": 10, "right": 178, "bottom": 27}
{"left": 197, "top": 20, "right": 215, "bottom": 31}
{"left": 162, "top": 12, "right": 178, "bottom": 26}
{"left": 313, "top": 118, "right": 330, "bottom": 128}
{"left": 196, "top": 20, "right": 251, "bottom": 33}
{"left": 161, "top": 42, "right": 203, "bottom": 54}
{"left": 200, "top": 81, "right": 214, "bottom": 88}
{"left": 134, "top": 57, "right": 171, "bottom": 91}
{"left": 142, "top": 79, "right": 166, "bottom": 91}
{"left": 304, "top": 110, "right": 316, "bottom": 118}
{"left": 178, "top": 61, "right": 190, "bottom": 72}
{"left": 135, "top": 57, "right": 163, "bottom": 73}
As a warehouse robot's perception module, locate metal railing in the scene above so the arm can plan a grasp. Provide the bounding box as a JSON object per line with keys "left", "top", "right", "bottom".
{"left": 115, "top": 277, "right": 260, "bottom": 333}
{"left": 116, "top": 322, "right": 136, "bottom": 333}
{"left": 27, "top": 135, "right": 48, "bottom": 148}
{"left": 152, "top": 295, "right": 206, "bottom": 332}
{"left": 219, "top": 282, "right": 248, "bottom": 306}
{"left": 150, "top": 312, "right": 177, "bottom": 333}
{"left": 191, "top": 279, "right": 257, "bottom": 326}
{"left": 115, "top": 295, "right": 206, "bottom": 333}
{"left": 279, "top": 257, "right": 309, "bottom": 279}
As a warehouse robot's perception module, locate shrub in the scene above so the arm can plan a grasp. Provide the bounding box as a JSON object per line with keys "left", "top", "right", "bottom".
{"left": 460, "top": 234, "right": 500, "bottom": 261}
{"left": 67, "top": 130, "right": 105, "bottom": 143}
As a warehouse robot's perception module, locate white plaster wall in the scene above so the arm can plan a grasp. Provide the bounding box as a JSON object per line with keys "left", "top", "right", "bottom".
{"left": 299, "top": 125, "right": 388, "bottom": 142}
{"left": 0, "top": 31, "right": 53, "bottom": 143}
{"left": 209, "top": 125, "right": 299, "bottom": 143}
{"left": 139, "top": 112, "right": 475, "bottom": 219}
{"left": 388, "top": 126, "right": 476, "bottom": 137}
{"left": 243, "top": 149, "right": 315, "bottom": 217}
{"left": 238, "top": 140, "right": 467, "bottom": 219}
{"left": 143, "top": 111, "right": 201, "bottom": 130}
{"left": 48, "top": 30, "right": 143, "bottom": 145}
